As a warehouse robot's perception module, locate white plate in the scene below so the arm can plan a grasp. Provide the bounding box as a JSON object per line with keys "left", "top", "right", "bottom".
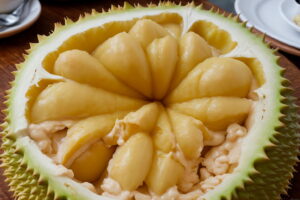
{"left": 280, "top": 0, "right": 300, "bottom": 32}
{"left": 0, "top": 0, "right": 41, "bottom": 39}
{"left": 234, "top": 0, "right": 300, "bottom": 49}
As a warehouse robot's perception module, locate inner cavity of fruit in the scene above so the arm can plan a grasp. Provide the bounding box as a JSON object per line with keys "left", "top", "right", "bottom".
{"left": 27, "top": 14, "right": 261, "bottom": 200}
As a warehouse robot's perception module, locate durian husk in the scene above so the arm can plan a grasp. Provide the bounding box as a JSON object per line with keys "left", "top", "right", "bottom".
{"left": 0, "top": 2, "right": 299, "bottom": 200}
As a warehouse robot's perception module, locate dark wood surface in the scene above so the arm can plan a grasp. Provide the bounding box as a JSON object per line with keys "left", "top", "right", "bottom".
{"left": 250, "top": 28, "right": 300, "bottom": 57}
{"left": 258, "top": 31, "right": 300, "bottom": 57}
{"left": 0, "top": 0, "right": 299, "bottom": 199}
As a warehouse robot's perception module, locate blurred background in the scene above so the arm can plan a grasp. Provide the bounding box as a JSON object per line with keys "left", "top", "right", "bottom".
{"left": 208, "top": 0, "right": 236, "bottom": 13}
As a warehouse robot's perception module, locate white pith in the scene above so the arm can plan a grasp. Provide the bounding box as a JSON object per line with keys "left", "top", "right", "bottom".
{"left": 8, "top": 5, "right": 283, "bottom": 200}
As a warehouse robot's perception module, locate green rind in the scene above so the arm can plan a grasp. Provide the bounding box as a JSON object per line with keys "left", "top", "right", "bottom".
{"left": 1, "top": 2, "right": 299, "bottom": 200}
{"left": 233, "top": 87, "right": 300, "bottom": 200}
{"left": 0, "top": 137, "right": 52, "bottom": 200}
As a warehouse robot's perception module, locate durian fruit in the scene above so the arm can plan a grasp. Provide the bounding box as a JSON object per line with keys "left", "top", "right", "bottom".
{"left": 129, "top": 19, "right": 169, "bottom": 49}
{"left": 103, "top": 102, "right": 159, "bottom": 145}
{"left": 54, "top": 49, "right": 142, "bottom": 98}
{"left": 152, "top": 106, "right": 176, "bottom": 153}
{"left": 30, "top": 81, "right": 146, "bottom": 123}
{"left": 147, "top": 35, "right": 178, "bottom": 99}
{"left": 1, "top": 2, "right": 299, "bottom": 200}
{"left": 165, "top": 57, "right": 253, "bottom": 103}
{"left": 57, "top": 112, "right": 128, "bottom": 168}
{"left": 169, "top": 97, "right": 252, "bottom": 131}
{"left": 145, "top": 151, "right": 184, "bottom": 195}
{"left": 168, "top": 109, "right": 204, "bottom": 160}
{"left": 108, "top": 133, "right": 153, "bottom": 191}
{"left": 170, "top": 31, "right": 213, "bottom": 88}
{"left": 93, "top": 32, "right": 152, "bottom": 97}
{"left": 69, "top": 140, "right": 114, "bottom": 182}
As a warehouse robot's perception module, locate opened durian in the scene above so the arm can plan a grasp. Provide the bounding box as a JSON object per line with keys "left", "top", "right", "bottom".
{"left": 1, "top": 2, "right": 299, "bottom": 200}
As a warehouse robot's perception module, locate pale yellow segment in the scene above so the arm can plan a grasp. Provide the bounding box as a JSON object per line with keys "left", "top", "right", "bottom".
{"left": 121, "top": 102, "right": 159, "bottom": 135}
{"left": 93, "top": 32, "right": 152, "bottom": 97}
{"left": 104, "top": 102, "right": 159, "bottom": 145}
{"left": 109, "top": 133, "right": 153, "bottom": 191}
{"left": 152, "top": 107, "right": 176, "bottom": 153}
{"left": 166, "top": 57, "right": 253, "bottom": 103}
{"left": 170, "top": 32, "right": 212, "bottom": 88}
{"left": 70, "top": 141, "right": 114, "bottom": 182}
{"left": 145, "top": 152, "right": 184, "bottom": 195}
{"left": 162, "top": 23, "right": 182, "bottom": 39}
{"left": 58, "top": 112, "right": 128, "bottom": 166}
{"left": 53, "top": 50, "right": 142, "bottom": 98}
{"left": 198, "top": 58, "right": 252, "bottom": 97}
{"left": 129, "top": 19, "right": 168, "bottom": 49}
{"left": 169, "top": 97, "right": 252, "bottom": 131}
{"left": 168, "top": 109, "right": 204, "bottom": 160}
{"left": 147, "top": 36, "right": 178, "bottom": 99}
{"left": 31, "top": 81, "right": 146, "bottom": 123}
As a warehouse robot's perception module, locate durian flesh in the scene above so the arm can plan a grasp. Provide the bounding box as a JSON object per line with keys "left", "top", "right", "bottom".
{"left": 27, "top": 16, "right": 254, "bottom": 197}
{"left": 1, "top": 3, "right": 299, "bottom": 200}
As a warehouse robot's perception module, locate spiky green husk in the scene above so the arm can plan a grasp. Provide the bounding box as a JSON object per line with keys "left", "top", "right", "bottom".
{"left": 1, "top": 2, "right": 299, "bottom": 200}
{"left": 233, "top": 87, "right": 300, "bottom": 200}
{"left": 0, "top": 138, "right": 52, "bottom": 200}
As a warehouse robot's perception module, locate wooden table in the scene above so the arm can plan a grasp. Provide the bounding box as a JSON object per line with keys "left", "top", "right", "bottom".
{"left": 0, "top": 0, "right": 299, "bottom": 199}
